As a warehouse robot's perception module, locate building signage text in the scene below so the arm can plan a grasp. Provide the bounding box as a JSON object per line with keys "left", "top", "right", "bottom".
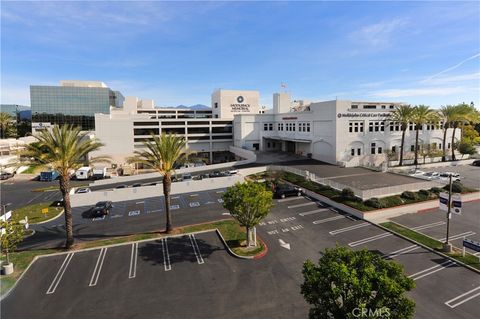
{"left": 230, "top": 96, "right": 250, "bottom": 112}
{"left": 337, "top": 113, "right": 392, "bottom": 118}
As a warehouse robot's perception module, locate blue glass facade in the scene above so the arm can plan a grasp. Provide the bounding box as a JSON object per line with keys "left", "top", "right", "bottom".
{"left": 30, "top": 85, "right": 124, "bottom": 130}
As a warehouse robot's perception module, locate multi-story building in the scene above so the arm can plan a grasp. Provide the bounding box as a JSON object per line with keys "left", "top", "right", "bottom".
{"left": 30, "top": 80, "right": 124, "bottom": 131}
{"left": 234, "top": 93, "right": 458, "bottom": 167}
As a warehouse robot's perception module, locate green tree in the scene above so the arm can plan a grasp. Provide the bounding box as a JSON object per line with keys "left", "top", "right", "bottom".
{"left": 449, "top": 104, "right": 479, "bottom": 161}
{"left": 23, "top": 125, "right": 108, "bottom": 248}
{"left": 461, "top": 124, "right": 480, "bottom": 144}
{"left": 411, "top": 105, "right": 437, "bottom": 165}
{"left": 0, "top": 112, "right": 16, "bottom": 138}
{"left": 391, "top": 105, "right": 414, "bottom": 166}
{"left": 222, "top": 181, "right": 273, "bottom": 247}
{"left": 128, "top": 133, "right": 186, "bottom": 233}
{"left": 458, "top": 139, "right": 477, "bottom": 158}
{"left": 0, "top": 218, "right": 26, "bottom": 264}
{"left": 301, "top": 246, "right": 415, "bottom": 319}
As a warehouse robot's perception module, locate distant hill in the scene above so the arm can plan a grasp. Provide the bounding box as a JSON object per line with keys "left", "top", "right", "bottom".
{"left": 175, "top": 104, "right": 210, "bottom": 110}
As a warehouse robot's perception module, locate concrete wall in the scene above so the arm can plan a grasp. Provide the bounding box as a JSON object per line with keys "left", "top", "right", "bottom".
{"left": 211, "top": 90, "right": 260, "bottom": 119}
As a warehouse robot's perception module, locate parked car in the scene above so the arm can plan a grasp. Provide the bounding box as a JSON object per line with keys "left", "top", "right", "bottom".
{"left": 274, "top": 185, "right": 303, "bottom": 199}
{"left": 75, "top": 187, "right": 91, "bottom": 194}
{"left": 209, "top": 171, "right": 222, "bottom": 178}
{"left": 472, "top": 160, "right": 480, "bottom": 167}
{"left": 132, "top": 183, "right": 142, "bottom": 187}
{"left": 91, "top": 201, "right": 112, "bottom": 217}
{"left": 439, "top": 172, "right": 461, "bottom": 182}
{"left": 199, "top": 174, "right": 210, "bottom": 179}
{"left": 115, "top": 184, "right": 127, "bottom": 189}
{"left": 92, "top": 167, "right": 108, "bottom": 180}
{"left": 422, "top": 172, "right": 440, "bottom": 180}
{"left": 192, "top": 175, "right": 203, "bottom": 181}
{"left": 0, "top": 172, "right": 14, "bottom": 180}
{"left": 408, "top": 170, "right": 426, "bottom": 177}
{"left": 182, "top": 174, "right": 192, "bottom": 181}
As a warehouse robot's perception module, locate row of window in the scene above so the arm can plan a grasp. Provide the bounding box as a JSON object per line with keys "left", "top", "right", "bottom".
{"left": 349, "top": 121, "right": 444, "bottom": 133}
{"left": 133, "top": 121, "right": 232, "bottom": 126}
{"left": 350, "top": 143, "right": 452, "bottom": 156}
{"left": 263, "top": 122, "right": 311, "bottom": 132}
{"left": 133, "top": 135, "right": 233, "bottom": 143}
{"left": 351, "top": 104, "right": 395, "bottom": 110}
{"left": 134, "top": 126, "right": 232, "bottom": 135}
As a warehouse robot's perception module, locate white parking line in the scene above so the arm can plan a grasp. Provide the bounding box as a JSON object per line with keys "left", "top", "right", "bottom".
{"left": 161, "top": 238, "right": 171, "bottom": 271}
{"left": 89, "top": 248, "right": 108, "bottom": 286}
{"left": 439, "top": 231, "right": 476, "bottom": 242}
{"left": 411, "top": 221, "right": 446, "bottom": 231}
{"left": 299, "top": 208, "right": 330, "bottom": 216}
{"left": 189, "top": 194, "right": 198, "bottom": 197}
{"left": 445, "top": 286, "right": 480, "bottom": 309}
{"left": 128, "top": 243, "right": 138, "bottom": 279}
{"left": 329, "top": 222, "right": 370, "bottom": 235}
{"left": 135, "top": 201, "right": 145, "bottom": 204}
{"left": 348, "top": 232, "right": 392, "bottom": 247}
{"left": 189, "top": 234, "right": 204, "bottom": 264}
{"left": 46, "top": 253, "right": 74, "bottom": 294}
{"left": 277, "top": 197, "right": 304, "bottom": 203}
{"left": 288, "top": 202, "right": 316, "bottom": 209}
{"left": 408, "top": 260, "right": 456, "bottom": 280}
{"left": 312, "top": 215, "right": 344, "bottom": 224}
{"left": 383, "top": 245, "right": 419, "bottom": 259}
{"left": 147, "top": 209, "right": 162, "bottom": 213}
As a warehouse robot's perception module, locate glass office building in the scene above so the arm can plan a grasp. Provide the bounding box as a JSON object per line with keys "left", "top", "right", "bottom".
{"left": 30, "top": 81, "right": 124, "bottom": 131}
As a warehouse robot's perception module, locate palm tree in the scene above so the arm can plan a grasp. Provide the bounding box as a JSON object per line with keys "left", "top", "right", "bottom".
{"left": 411, "top": 105, "right": 437, "bottom": 165}
{"left": 0, "top": 112, "right": 13, "bottom": 139}
{"left": 439, "top": 105, "right": 455, "bottom": 162}
{"left": 23, "top": 125, "right": 108, "bottom": 249}
{"left": 450, "top": 104, "right": 479, "bottom": 161}
{"left": 128, "top": 133, "right": 186, "bottom": 233}
{"left": 391, "top": 105, "right": 413, "bottom": 166}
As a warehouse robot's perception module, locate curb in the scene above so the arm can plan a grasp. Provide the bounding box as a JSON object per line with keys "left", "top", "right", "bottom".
{"left": 253, "top": 236, "right": 268, "bottom": 260}
{"left": 33, "top": 209, "right": 64, "bottom": 225}
{"left": 215, "top": 229, "right": 253, "bottom": 260}
{"left": 375, "top": 222, "right": 480, "bottom": 275}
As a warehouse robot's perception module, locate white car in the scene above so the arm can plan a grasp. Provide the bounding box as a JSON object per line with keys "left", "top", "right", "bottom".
{"left": 409, "top": 170, "right": 426, "bottom": 177}
{"left": 422, "top": 172, "right": 440, "bottom": 180}
{"left": 438, "top": 172, "right": 461, "bottom": 182}
{"left": 75, "top": 187, "right": 91, "bottom": 194}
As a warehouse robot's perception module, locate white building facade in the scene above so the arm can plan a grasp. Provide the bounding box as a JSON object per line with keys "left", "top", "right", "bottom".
{"left": 234, "top": 98, "right": 458, "bottom": 167}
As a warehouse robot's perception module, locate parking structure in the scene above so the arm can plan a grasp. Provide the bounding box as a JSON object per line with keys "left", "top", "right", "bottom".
{"left": 7, "top": 190, "right": 480, "bottom": 318}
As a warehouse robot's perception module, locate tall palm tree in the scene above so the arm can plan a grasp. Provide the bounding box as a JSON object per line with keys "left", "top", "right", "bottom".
{"left": 0, "top": 112, "right": 13, "bottom": 139}
{"left": 23, "top": 125, "right": 108, "bottom": 249}
{"left": 411, "top": 105, "right": 437, "bottom": 165}
{"left": 128, "top": 133, "right": 186, "bottom": 233}
{"left": 450, "top": 104, "right": 479, "bottom": 161}
{"left": 391, "top": 105, "right": 413, "bottom": 166}
{"left": 439, "top": 105, "right": 455, "bottom": 162}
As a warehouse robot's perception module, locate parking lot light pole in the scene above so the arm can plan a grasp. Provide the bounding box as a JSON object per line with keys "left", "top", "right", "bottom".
{"left": 443, "top": 174, "right": 453, "bottom": 253}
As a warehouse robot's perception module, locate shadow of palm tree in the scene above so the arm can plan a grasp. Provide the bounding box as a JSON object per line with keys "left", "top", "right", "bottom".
{"left": 138, "top": 235, "right": 221, "bottom": 266}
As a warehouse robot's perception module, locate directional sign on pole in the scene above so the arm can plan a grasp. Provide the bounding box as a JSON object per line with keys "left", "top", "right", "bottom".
{"left": 463, "top": 238, "right": 480, "bottom": 252}
{"left": 452, "top": 194, "right": 462, "bottom": 215}
{"left": 439, "top": 192, "right": 449, "bottom": 212}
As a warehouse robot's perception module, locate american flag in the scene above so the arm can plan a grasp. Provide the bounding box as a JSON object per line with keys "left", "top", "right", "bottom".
{"left": 280, "top": 82, "right": 287, "bottom": 88}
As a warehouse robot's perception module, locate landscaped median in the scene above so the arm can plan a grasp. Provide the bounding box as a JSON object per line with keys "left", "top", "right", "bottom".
{"left": 0, "top": 219, "right": 267, "bottom": 297}
{"left": 12, "top": 202, "right": 63, "bottom": 224}
{"left": 381, "top": 221, "right": 480, "bottom": 272}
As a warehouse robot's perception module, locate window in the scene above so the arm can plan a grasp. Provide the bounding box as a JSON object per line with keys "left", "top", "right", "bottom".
{"left": 292, "top": 123, "right": 296, "bottom": 131}
{"left": 134, "top": 121, "right": 159, "bottom": 126}
{"left": 188, "top": 127, "right": 210, "bottom": 134}
{"left": 212, "top": 135, "right": 232, "bottom": 140}
{"left": 378, "top": 147, "right": 383, "bottom": 154}
{"left": 134, "top": 128, "right": 159, "bottom": 135}
{"left": 269, "top": 123, "right": 273, "bottom": 131}
{"left": 389, "top": 105, "right": 394, "bottom": 109}
{"left": 162, "top": 127, "right": 185, "bottom": 134}
{"left": 411, "top": 145, "right": 415, "bottom": 152}
{"left": 357, "top": 148, "right": 361, "bottom": 156}
{"left": 369, "top": 122, "right": 373, "bottom": 132}
{"left": 438, "top": 143, "right": 442, "bottom": 149}
{"left": 267, "top": 142, "right": 271, "bottom": 148}
{"left": 277, "top": 123, "right": 282, "bottom": 131}
{"left": 351, "top": 149, "right": 355, "bottom": 156}
{"left": 306, "top": 123, "right": 310, "bottom": 132}
{"left": 351, "top": 105, "right": 358, "bottom": 109}
{"left": 381, "top": 105, "right": 386, "bottom": 109}
{"left": 214, "top": 102, "right": 218, "bottom": 108}
{"left": 212, "top": 126, "right": 232, "bottom": 133}
{"left": 409, "top": 122, "right": 414, "bottom": 130}
{"left": 264, "top": 123, "right": 268, "bottom": 131}
{"left": 161, "top": 121, "right": 184, "bottom": 126}
{"left": 392, "top": 146, "right": 396, "bottom": 153}
{"left": 363, "top": 105, "right": 376, "bottom": 109}
{"left": 448, "top": 143, "right": 451, "bottom": 149}
{"left": 371, "top": 143, "right": 376, "bottom": 155}
{"left": 389, "top": 121, "right": 400, "bottom": 132}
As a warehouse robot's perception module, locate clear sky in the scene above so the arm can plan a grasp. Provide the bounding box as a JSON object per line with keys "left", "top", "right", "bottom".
{"left": 1, "top": 1, "right": 479, "bottom": 108}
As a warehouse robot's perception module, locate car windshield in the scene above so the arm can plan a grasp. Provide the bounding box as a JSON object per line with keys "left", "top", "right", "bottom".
{"left": 96, "top": 202, "right": 107, "bottom": 208}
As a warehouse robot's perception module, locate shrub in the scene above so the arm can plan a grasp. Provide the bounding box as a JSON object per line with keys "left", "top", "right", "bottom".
{"left": 381, "top": 196, "right": 404, "bottom": 207}
{"left": 430, "top": 187, "right": 443, "bottom": 195}
{"left": 444, "top": 181, "right": 465, "bottom": 193}
{"left": 341, "top": 188, "right": 355, "bottom": 199}
{"left": 401, "top": 191, "right": 418, "bottom": 200}
{"left": 364, "top": 198, "right": 386, "bottom": 209}
{"left": 418, "top": 189, "right": 431, "bottom": 199}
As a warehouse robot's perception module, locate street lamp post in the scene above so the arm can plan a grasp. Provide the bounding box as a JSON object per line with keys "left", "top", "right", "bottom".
{"left": 443, "top": 175, "right": 453, "bottom": 253}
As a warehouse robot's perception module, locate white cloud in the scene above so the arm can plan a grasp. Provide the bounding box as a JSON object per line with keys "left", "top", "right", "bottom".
{"left": 351, "top": 18, "right": 408, "bottom": 48}
{"left": 424, "top": 53, "right": 480, "bottom": 81}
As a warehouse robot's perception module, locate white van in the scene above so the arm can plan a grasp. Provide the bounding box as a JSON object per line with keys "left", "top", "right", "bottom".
{"left": 75, "top": 167, "right": 92, "bottom": 180}
{"left": 92, "top": 167, "right": 108, "bottom": 179}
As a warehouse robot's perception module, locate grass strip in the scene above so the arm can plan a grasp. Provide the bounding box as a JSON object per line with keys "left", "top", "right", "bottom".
{"left": 12, "top": 202, "right": 63, "bottom": 224}
{"left": 381, "top": 221, "right": 480, "bottom": 271}
{"left": 0, "top": 219, "right": 265, "bottom": 296}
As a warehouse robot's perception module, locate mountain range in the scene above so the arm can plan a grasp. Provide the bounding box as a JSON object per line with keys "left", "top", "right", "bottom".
{"left": 171, "top": 104, "right": 211, "bottom": 110}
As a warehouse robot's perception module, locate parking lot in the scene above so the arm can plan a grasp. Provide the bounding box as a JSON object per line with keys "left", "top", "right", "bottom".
{"left": 415, "top": 164, "right": 480, "bottom": 189}
{"left": 390, "top": 200, "right": 480, "bottom": 256}
{"left": 7, "top": 191, "right": 480, "bottom": 319}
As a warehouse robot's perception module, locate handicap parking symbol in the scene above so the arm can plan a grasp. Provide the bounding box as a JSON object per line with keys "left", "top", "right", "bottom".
{"left": 189, "top": 202, "right": 200, "bottom": 208}
{"left": 217, "top": 198, "right": 224, "bottom": 203}
{"left": 170, "top": 205, "right": 180, "bottom": 210}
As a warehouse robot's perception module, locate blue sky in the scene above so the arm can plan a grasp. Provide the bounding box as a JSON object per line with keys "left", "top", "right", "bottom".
{"left": 1, "top": 1, "right": 479, "bottom": 108}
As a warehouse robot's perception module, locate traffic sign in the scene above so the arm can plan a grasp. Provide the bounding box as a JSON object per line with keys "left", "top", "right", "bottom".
{"left": 463, "top": 239, "right": 480, "bottom": 252}
{"left": 42, "top": 208, "right": 49, "bottom": 215}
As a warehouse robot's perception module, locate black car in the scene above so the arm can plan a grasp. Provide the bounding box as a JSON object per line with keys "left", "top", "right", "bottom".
{"left": 132, "top": 183, "right": 142, "bottom": 187}
{"left": 274, "top": 185, "right": 303, "bottom": 199}
{"left": 209, "top": 171, "right": 222, "bottom": 178}
{"left": 91, "top": 201, "right": 113, "bottom": 217}
{"left": 472, "top": 160, "right": 480, "bottom": 167}
{"left": 115, "top": 184, "right": 127, "bottom": 189}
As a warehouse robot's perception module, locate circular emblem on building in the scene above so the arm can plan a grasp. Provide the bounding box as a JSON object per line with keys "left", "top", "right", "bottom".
{"left": 337, "top": 113, "right": 342, "bottom": 118}
{"left": 237, "top": 96, "right": 244, "bottom": 103}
